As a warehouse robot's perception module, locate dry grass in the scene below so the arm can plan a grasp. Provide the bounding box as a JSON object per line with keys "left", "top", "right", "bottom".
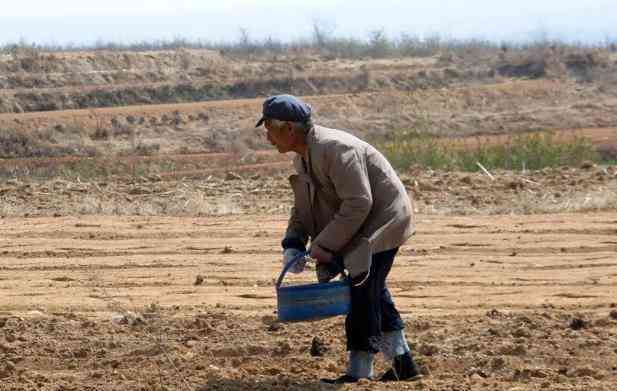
{"left": 70, "top": 192, "right": 242, "bottom": 217}
{"left": 1, "top": 165, "right": 614, "bottom": 218}
{"left": 1, "top": 40, "right": 616, "bottom": 114}
{"left": 434, "top": 182, "right": 617, "bottom": 216}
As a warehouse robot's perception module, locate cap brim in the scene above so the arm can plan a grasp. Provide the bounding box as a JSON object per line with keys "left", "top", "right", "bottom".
{"left": 255, "top": 117, "right": 266, "bottom": 127}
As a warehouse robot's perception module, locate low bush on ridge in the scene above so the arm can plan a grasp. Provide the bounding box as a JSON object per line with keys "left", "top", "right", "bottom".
{"left": 378, "top": 131, "right": 601, "bottom": 172}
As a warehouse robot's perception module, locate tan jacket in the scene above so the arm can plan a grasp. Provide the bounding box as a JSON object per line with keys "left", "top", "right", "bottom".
{"left": 285, "top": 125, "right": 415, "bottom": 277}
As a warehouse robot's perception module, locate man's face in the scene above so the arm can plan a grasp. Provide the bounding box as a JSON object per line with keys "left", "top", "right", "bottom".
{"left": 264, "top": 120, "right": 294, "bottom": 153}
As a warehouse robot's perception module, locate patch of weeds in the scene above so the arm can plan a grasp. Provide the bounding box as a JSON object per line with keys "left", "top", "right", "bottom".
{"left": 134, "top": 143, "right": 161, "bottom": 156}
{"left": 0, "top": 128, "right": 67, "bottom": 158}
{"left": 59, "top": 159, "right": 112, "bottom": 180}
{"left": 144, "top": 302, "right": 162, "bottom": 314}
{"left": 379, "top": 131, "right": 602, "bottom": 172}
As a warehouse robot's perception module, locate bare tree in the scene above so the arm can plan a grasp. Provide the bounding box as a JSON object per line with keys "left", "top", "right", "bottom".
{"left": 311, "top": 18, "right": 336, "bottom": 50}
{"left": 368, "top": 29, "right": 392, "bottom": 58}
{"left": 236, "top": 27, "right": 257, "bottom": 56}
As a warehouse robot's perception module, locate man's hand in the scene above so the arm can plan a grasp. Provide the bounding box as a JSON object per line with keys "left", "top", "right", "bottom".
{"left": 309, "top": 244, "right": 333, "bottom": 264}
{"left": 282, "top": 248, "right": 307, "bottom": 274}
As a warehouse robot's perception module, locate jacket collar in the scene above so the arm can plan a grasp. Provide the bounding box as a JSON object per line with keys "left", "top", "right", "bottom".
{"left": 301, "top": 125, "right": 318, "bottom": 173}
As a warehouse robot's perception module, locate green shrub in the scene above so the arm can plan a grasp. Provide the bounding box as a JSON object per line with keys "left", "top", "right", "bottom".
{"left": 379, "top": 131, "right": 601, "bottom": 172}
{"left": 0, "top": 128, "right": 72, "bottom": 158}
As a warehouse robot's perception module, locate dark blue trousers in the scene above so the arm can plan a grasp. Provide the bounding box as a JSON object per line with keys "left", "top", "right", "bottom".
{"left": 345, "top": 248, "right": 404, "bottom": 352}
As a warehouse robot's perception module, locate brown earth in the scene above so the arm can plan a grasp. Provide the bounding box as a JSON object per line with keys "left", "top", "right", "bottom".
{"left": 1, "top": 79, "right": 616, "bottom": 161}
{"left": 1, "top": 48, "right": 617, "bottom": 391}
{"left": 0, "top": 51, "right": 448, "bottom": 113}
{"left": 1, "top": 47, "right": 615, "bottom": 115}
{"left": 1, "top": 212, "right": 617, "bottom": 390}
{"left": 0, "top": 161, "right": 615, "bottom": 218}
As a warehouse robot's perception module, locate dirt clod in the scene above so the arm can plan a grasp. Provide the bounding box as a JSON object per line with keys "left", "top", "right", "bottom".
{"left": 194, "top": 275, "right": 205, "bottom": 286}
{"left": 487, "top": 309, "right": 505, "bottom": 318}
{"left": 512, "top": 327, "right": 531, "bottom": 338}
{"left": 51, "top": 276, "right": 75, "bottom": 282}
{"left": 225, "top": 172, "right": 242, "bottom": 181}
{"left": 310, "top": 336, "right": 328, "bottom": 356}
{"left": 491, "top": 356, "right": 507, "bottom": 370}
{"left": 417, "top": 343, "right": 440, "bottom": 356}
{"left": 111, "top": 312, "right": 145, "bottom": 326}
{"left": 267, "top": 322, "right": 283, "bottom": 332}
{"left": 580, "top": 160, "right": 595, "bottom": 169}
{"left": 0, "top": 361, "right": 15, "bottom": 379}
{"left": 569, "top": 317, "right": 588, "bottom": 330}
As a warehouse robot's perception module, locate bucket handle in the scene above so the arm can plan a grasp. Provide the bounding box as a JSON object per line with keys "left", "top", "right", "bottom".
{"left": 276, "top": 251, "right": 350, "bottom": 289}
{"left": 276, "top": 250, "right": 309, "bottom": 290}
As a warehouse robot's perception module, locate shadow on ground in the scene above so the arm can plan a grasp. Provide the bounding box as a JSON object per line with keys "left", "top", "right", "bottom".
{"left": 199, "top": 376, "right": 335, "bottom": 391}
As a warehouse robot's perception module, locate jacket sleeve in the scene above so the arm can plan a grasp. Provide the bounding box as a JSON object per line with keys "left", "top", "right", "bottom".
{"left": 282, "top": 207, "right": 309, "bottom": 251}
{"left": 312, "top": 146, "right": 373, "bottom": 253}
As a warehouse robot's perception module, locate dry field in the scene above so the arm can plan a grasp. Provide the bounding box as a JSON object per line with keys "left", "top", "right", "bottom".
{"left": 1, "top": 211, "right": 617, "bottom": 390}
{"left": 0, "top": 158, "right": 616, "bottom": 218}
{"left": 1, "top": 48, "right": 617, "bottom": 390}
{"left": 0, "top": 160, "right": 616, "bottom": 390}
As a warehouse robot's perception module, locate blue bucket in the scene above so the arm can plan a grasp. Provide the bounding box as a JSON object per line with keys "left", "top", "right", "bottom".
{"left": 276, "top": 251, "right": 350, "bottom": 322}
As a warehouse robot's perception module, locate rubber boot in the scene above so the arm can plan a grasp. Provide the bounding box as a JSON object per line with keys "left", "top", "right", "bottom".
{"left": 379, "top": 351, "right": 422, "bottom": 382}
{"left": 321, "top": 350, "right": 374, "bottom": 384}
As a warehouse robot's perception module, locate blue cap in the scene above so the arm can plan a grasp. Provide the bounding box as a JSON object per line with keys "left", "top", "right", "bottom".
{"left": 255, "top": 94, "right": 312, "bottom": 127}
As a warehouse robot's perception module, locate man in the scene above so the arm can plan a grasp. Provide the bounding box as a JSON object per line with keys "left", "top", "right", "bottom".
{"left": 256, "top": 94, "right": 422, "bottom": 384}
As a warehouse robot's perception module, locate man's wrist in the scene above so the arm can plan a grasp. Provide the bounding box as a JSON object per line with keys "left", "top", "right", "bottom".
{"left": 281, "top": 237, "right": 306, "bottom": 252}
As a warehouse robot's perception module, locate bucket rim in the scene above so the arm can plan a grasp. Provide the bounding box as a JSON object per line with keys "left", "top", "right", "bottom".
{"left": 277, "top": 279, "right": 349, "bottom": 292}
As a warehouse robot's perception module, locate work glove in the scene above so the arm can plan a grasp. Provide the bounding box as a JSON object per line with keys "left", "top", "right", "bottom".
{"left": 282, "top": 248, "right": 307, "bottom": 274}
{"left": 316, "top": 256, "right": 345, "bottom": 283}
{"left": 316, "top": 263, "right": 337, "bottom": 283}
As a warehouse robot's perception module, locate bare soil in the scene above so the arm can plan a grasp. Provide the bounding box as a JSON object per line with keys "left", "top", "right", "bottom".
{"left": 1, "top": 212, "right": 617, "bottom": 390}
{"left": 1, "top": 49, "right": 617, "bottom": 391}
{"left": 0, "top": 160, "right": 616, "bottom": 218}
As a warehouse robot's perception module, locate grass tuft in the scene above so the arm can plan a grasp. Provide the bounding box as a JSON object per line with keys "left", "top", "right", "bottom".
{"left": 379, "top": 131, "right": 601, "bottom": 172}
